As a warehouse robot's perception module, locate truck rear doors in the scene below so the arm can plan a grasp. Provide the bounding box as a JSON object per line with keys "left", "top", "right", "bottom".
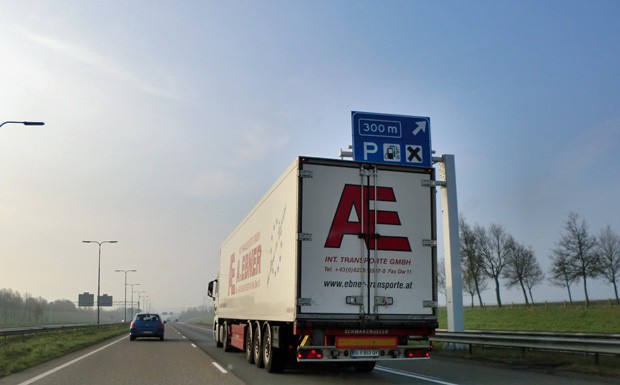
{"left": 298, "top": 159, "right": 436, "bottom": 317}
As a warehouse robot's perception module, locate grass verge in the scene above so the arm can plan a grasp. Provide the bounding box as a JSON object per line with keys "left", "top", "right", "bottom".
{"left": 437, "top": 301, "right": 620, "bottom": 333}
{"left": 434, "top": 301, "right": 620, "bottom": 378}
{"left": 0, "top": 324, "right": 128, "bottom": 378}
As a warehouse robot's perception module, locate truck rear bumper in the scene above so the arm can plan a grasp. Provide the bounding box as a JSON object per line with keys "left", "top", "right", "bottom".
{"left": 297, "top": 344, "right": 431, "bottom": 362}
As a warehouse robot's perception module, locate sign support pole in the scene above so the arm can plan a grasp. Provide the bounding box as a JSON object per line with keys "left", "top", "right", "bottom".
{"left": 435, "top": 154, "right": 464, "bottom": 333}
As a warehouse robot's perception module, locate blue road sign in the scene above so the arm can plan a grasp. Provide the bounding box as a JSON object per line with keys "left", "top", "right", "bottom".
{"left": 352, "top": 111, "right": 432, "bottom": 167}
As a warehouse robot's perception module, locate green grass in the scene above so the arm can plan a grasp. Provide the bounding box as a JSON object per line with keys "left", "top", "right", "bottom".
{"left": 0, "top": 324, "right": 128, "bottom": 378}
{"left": 434, "top": 301, "right": 620, "bottom": 378}
{"left": 438, "top": 301, "right": 620, "bottom": 333}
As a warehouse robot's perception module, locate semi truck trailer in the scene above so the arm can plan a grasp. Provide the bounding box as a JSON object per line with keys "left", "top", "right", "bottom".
{"left": 207, "top": 156, "right": 438, "bottom": 373}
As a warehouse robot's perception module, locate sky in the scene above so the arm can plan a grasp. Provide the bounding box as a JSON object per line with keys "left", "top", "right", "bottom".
{"left": 1, "top": 0, "right": 619, "bottom": 313}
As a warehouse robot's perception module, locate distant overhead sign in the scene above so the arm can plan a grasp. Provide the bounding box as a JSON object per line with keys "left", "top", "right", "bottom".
{"left": 98, "top": 295, "right": 113, "bottom": 307}
{"left": 352, "top": 111, "right": 432, "bottom": 167}
{"left": 78, "top": 292, "right": 94, "bottom": 307}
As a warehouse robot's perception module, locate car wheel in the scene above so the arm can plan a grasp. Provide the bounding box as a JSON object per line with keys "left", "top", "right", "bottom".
{"left": 130, "top": 335, "right": 136, "bottom": 341}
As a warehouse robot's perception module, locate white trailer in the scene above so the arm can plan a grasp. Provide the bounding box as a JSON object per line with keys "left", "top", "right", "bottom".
{"left": 207, "top": 157, "right": 437, "bottom": 372}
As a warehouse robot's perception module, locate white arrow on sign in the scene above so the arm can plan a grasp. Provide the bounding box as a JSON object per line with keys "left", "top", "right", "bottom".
{"left": 412, "top": 121, "right": 427, "bottom": 136}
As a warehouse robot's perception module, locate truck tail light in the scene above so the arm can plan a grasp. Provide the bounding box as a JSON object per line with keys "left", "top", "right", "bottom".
{"left": 404, "top": 348, "right": 429, "bottom": 358}
{"left": 298, "top": 348, "right": 323, "bottom": 359}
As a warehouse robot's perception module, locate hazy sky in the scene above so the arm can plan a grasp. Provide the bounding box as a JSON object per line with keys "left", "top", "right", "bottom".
{"left": 1, "top": 1, "right": 618, "bottom": 312}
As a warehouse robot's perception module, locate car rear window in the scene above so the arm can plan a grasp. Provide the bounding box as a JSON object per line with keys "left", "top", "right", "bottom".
{"left": 136, "top": 314, "right": 160, "bottom": 321}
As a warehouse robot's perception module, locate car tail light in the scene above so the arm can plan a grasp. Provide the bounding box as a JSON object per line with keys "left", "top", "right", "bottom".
{"left": 130, "top": 322, "right": 135, "bottom": 328}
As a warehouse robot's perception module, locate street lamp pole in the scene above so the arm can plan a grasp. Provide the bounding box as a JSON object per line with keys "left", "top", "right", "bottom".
{"left": 128, "top": 283, "right": 140, "bottom": 320}
{"left": 142, "top": 296, "right": 150, "bottom": 312}
{"left": 136, "top": 290, "right": 145, "bottom": 313}
{"left": 83, "top": 240, "right": 117, "bottom": 324}
{"left": 0, "top": 121, "right": 45, "bottom": 128}
{"left": 115, "top": 269, "right": 137, "bottom": 322}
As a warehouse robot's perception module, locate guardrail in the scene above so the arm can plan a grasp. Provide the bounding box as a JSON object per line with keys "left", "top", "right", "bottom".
{"left": 0, "top": 323, "right": 122, "bottom": 338}
{"left": 430, "top": 330, "right": 620, "bottom": 364}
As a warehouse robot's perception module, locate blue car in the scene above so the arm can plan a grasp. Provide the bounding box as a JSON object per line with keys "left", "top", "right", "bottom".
{"left": 130, "top": 313, "right": 165, "bottom": 341}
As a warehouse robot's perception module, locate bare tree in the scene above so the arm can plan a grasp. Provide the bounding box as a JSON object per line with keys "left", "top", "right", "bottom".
{"left": 549, "top": 248, "right": 578, "bottom": 303}
{"left": 503, "top": 242, "right": 539, "bottom": 305}
{"left": 597, "top": 225, "right": 620, "bottom": 304}
{"left": 51, "top": 299, "right": 77, "bottom": 311}
{"left": 24, "top": 295, "right": 47, "bottom": 323}
{"left": 555, "top": 212, "right": 600, "bottom": 306}
{"left": 523, "top": 260, "right": 545, "bottom": 304}
{"left": 479, "top": 223, "right": 513, "bottom": 307}
{"left": 0, "top": 288, "right": 23, "bottom": 323}
{"left": 463, "top": 264, "right": 482, "bottom": 307}
{"left": 459, "top": 217, "right": 487, "bottom": 307}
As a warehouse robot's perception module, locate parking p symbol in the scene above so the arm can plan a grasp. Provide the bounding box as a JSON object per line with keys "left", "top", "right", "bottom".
{"left": 363, "top": 142, "right": 378, "bottom": 160}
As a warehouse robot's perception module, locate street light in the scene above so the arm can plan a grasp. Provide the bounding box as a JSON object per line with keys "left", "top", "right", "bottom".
{"left": 115, "top": 269, "right": 137, "bottom": 322}
{"left": 0, "top": 121, "right": 45, "bottom": 128}
{"left": 142, "top": 296, "right": 150, "bottom": 312}
{"left": 128, "top": 283, "right": 140, "bottom": 320}
{"left": 135, "top": 290, "right": 146, "bottom": 313}
{"left": 83, "top": 240, "right": 118, "bottom": 324}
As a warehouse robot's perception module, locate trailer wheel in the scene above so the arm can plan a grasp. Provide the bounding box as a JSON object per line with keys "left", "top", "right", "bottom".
{"left": 253, "top": 323, "right": 264, "bottom": 368}
{"left": 262, "top": 325, "right": 286, "bottom": 373}
{"left": 245, "top": 322, "right": 255, "bottom": 363}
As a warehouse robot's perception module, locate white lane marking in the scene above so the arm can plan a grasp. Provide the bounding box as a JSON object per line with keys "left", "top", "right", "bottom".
{"left": 211, "top": 361, "right": 228, "bottom": 374}
{"left": 17, "top": 335, "right": 127, "bottom": 385}
{"left": 376, "top": 366, "right": 460, "bottom": 385}
{"left": 174, "top": 325, "right": 227, "bottom": 375}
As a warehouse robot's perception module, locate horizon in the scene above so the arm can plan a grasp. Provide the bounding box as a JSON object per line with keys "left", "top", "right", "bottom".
{"left": 1, "top": 1, "right": 619, "bottom": 312}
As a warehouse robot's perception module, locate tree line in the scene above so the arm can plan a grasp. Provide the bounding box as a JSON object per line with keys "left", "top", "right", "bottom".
{"left": 0, "top": 289, "right": 127, "bottom": 326}
{"left": 0, "top": 289, "right": 50, "bottom": 325}
{"left": 438, "top": 212, "right": 620, "bottom": 307}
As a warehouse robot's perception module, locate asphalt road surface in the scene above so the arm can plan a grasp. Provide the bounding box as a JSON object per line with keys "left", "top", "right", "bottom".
{"left": 0, "top": 323, "right": 615, "bottom": 385}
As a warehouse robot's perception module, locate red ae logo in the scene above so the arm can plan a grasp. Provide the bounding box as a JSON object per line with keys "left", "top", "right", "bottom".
{"left": 324, "top": 185, "right": 411, "bottom": 251}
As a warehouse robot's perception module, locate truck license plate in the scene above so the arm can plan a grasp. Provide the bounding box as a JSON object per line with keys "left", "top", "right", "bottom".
{"left": 351, "top": 349, "right": 380, "bottom": 358}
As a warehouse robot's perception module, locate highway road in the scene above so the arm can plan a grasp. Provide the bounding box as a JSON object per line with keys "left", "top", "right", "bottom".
{"left": 0, "top": 322, "right": 615, "bottom": 385}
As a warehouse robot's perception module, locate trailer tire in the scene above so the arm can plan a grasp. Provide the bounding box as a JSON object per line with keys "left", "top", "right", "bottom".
{"left": 253, "top": 323, "right": 264, "bottom": 368}
{"left": 245, "top": 322, "right": 255, "bottom": 363}
{"left": 262, "top": 325, "right": 286, "bottom": 373}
